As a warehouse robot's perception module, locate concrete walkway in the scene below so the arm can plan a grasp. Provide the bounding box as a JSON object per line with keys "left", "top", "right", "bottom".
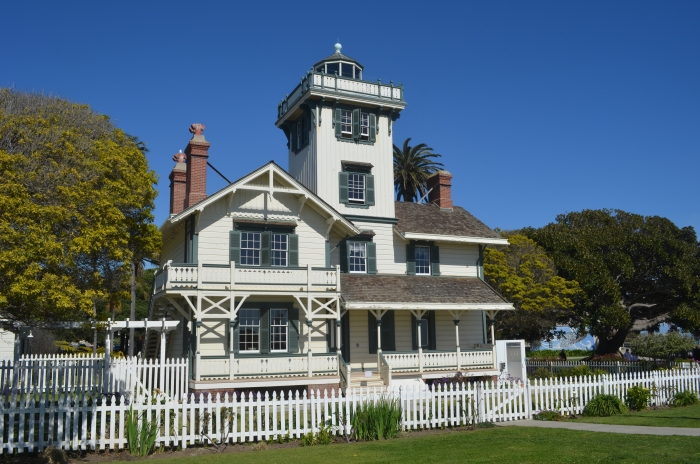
{"left": 496, "top": 419, "right": 700, "bottom": 436}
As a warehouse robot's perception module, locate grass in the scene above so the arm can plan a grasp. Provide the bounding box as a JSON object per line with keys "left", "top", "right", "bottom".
{"left": 571, "top": 403, "right": 700, "bottom": 428}
{"left": 147, "top": 427, "right": 700, "bottom": 464}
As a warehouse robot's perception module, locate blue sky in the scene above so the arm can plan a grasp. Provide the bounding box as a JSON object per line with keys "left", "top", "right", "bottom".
{"left": 4, "top": 1, "right": 699, "bottom": 234}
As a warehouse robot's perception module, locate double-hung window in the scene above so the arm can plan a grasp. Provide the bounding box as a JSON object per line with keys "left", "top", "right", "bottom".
{"left": 348, "top": 173, "right": 365, "bottom": 203}
{"left": 239, "top": 309, "right": 260, "bottom": 352}
{"left": 270, "top": 309, "right": 288, "bottom": 352}
{"left": 415, "top": 246, "right": 430, "bottom": 275}
{"left": 349, "top": 242, "right": 367, "bottom": 273}
{"left": 240, "top": 232, "right": 261, "bottom": 266}
{"left": 360, "top": 112, "right": 369, "bottom": 140}
{"left": 271, "top": 234, "right": 288, "bottom": 267}
{"left": 341, "top": 110, "right": 352, "bottom": 138}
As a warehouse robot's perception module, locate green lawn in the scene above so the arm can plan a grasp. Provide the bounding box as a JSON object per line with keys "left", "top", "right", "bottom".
{"left": 151, "top": 427, "right": 700, "bottom": 464}
{"left": 571, "top": 404, "right": 700, "bottom": 428}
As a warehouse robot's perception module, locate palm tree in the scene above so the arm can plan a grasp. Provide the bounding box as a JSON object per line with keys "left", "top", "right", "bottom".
{"left": 393, "top": 138, "right": 444, "bottom": 202}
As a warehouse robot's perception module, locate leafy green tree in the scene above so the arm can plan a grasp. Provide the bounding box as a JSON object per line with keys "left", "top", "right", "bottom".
{"left": 484, "top": 234, "right": 581, "bottom": 343}
{"left": 393, "top": 138, "right": 444, "bottom": 202}
{"left": 630, "top": 332, "right": 696, "bottom": 362}
{"left": 0, "top": 89, "right": 161, "bottom": 326}
{"left": 524, "top": 209, "right": 700, "bottom": 355}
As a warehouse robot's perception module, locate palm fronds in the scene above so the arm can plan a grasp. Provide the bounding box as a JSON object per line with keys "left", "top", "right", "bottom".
{"left": 393, "top": 138, "right": 444, "bottom": 202}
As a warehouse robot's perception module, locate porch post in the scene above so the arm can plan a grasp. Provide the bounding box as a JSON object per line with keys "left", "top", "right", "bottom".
{"left": 229, "top": 319, "right": 236, "bottom": 380}
{"left": 159, "top": 318, "right": 166, "bottom": 393}
{"left": 307, "top": 320, "right": 313, "bottom": 377}
{"left": 417, "top": 319, "right": 423, "bottom": 373}
{"left": 336, "top": 319, "right": 342, "bottom": 357}
{"left": 454, "top": 319, "right": 461, "bottom": 371}
{"left": 195, "top": 320, "right": 202, "bottom": 381}
{"left": 376, "top": 317, "right": 382, "bottom": 367}
{"left": 489, "top": 318, "right": 496, "bottom": 345}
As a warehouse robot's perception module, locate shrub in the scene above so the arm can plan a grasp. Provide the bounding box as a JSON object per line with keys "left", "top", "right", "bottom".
{"left": 626, "top": 386, "right": 651, "bottom": 411}
{"left": 350, "top": 396, "right": 401, "bottom": 441}
{"left": 671, "top": 391, "right": 700, "bottom": 407}
{"left": 583, "top": 394, "right": 628, "bottom": 417}
{"left": 533, "top": 410, "right": 562, "bottom": 421}
{"left": 531, "top": 368, "right": 553, "bottom": 379}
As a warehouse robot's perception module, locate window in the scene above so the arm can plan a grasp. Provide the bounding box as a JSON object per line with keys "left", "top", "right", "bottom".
{"left": 270, "top": 309, "right": 288, "bottom": 352}
{"left": 360, "top": 112, "right": 369, "bottom": 140}
{"left": 415, "top": 246, "right": 430, "bottom": 275}
{"left": 349, "top": 242, "right": 367, "bottom": 273}
{"left": 418, "top": 320, "right": 429, "bottom": 348}
{"left": 271, "top": 234, "right": 288, "bottom": 267}
{"left": 239, "top": 309, "right": 260, "bottom": 352}
{"left": 348, "top": 173, "right": 365, "bottom": 203}
{"left": 240, "top": 232, "right": 261, "bottom": 266}
{"left": 341, "top": 110, "right": 352, "bottom": 137}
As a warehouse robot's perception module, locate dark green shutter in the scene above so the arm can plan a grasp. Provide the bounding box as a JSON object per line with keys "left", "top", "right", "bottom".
{"left": 352, "top": 109, "right": 360, "bottom": 140}
{"left": 406, "top": 243, "right": 416, "bottom": 275}
{"left": 334, "top": 109, "right": 342, "bottom": 138}
{"left": 231, "top": 318, "right": 240, "bottom": 354}
{"left": 192, "top": 234, "right": 198, "bottom": 264}
{"left": 303, "top": 116, "right": 309, "bottom": 146}
{"left": 367, "top": 242, "right": 377, "bottom": 274}
{"left": 382, "top": 311, "right": 396, "bottom": 351}
{"left": 261, "top": 231, "right": 270, "bottom": 266}
{"left": 289, "top": 234, "right": 299, "bottom": 267}
{"left": 430, "top": 244, "right": 440, "bottom": 276}
{"left": 290, "top": 123, "right": 297, "bottom": 152}
{"left": 230, "top": 231, "right": 241, "bottom": 264}
{"left": 428, "top": 311, "right": 437, "bottom": 350}
{"left": 365, "top": 174, "right": 375, "bottom": 206}
{"left": 368, "top": 312, "right": 378, "bottom": 355}
{"left": 325, "top": 240, "right": 330, "bottom": 268}
{"left": 411, "top": 314, "right": 418, "bottom": 350}
{"left": 260, "top": 308, "right": 270, "bottom": 354}
{"left": 369, "top": 114, "right": 376, "bottom": 142}
{"left": 326, "top": 321, "right": 336, "bottom": 353}
{"left": 341, "top": 312, "right": 350, "bottom": 362}
{"left": 288, "top": 307, "right": 299, "bottom": 353}
{"left": 340, "top": 240, "right": 348, "bottom": 273}
{"left": 339, "top": 172, "right": 349, "bottom": 204}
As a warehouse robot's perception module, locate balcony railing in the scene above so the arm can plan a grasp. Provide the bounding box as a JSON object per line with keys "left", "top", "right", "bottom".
{"left": 197, "top": 353, "right": 339, "bottom": 380}
{"left": 153, "top": 263, "right": 339, "bottom": 294}
{"left": 278, "top": 71, "right": 405, "bottom": 119}
{"left": 382, "top": 349, "right": 494, "bottom": 374}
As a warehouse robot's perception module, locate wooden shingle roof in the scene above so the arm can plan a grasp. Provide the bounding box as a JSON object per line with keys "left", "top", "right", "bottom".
{"left": 394, "top": 202, "right": 502, "bottom": 239}
{"left": 340, "top": 274, "right": 509, "bottom": 306}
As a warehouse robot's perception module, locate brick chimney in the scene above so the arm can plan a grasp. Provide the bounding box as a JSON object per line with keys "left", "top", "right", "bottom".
{"left": 169, "top": 151, "right": 187, "bottom": 215}
{"left": 427, "top": 170, "right": 453, "bottom": 209}
{"left": 185, "top": 123, "right": 210, "bottom": 208}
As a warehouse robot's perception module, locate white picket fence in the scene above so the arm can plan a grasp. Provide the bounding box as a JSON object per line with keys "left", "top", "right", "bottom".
{"left": 1, "top": 367, "right": 698, "bottom": 453}
{"left": 530, "top": 369, "right": 700, "bottom": 415}
{"left": 525, "top": 360, "right": 681, "bottom": 375}
{"left": 0, "top": 355, "right": 188, "bottom": 401}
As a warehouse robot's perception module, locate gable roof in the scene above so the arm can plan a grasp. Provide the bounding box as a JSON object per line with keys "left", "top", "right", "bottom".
{"left": 393, "top": 202, "right": 508, "bottom": 245}
{"left": 161, "top": 161, "right": 360, "bottom": 236}
{"left": 340, "top": 274, "right": 513, "bottom": 310}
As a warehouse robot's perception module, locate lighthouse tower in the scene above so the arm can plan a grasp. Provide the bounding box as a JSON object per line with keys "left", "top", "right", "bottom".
{"left": 276, "top": 43, "right": 407, "bottom": 220}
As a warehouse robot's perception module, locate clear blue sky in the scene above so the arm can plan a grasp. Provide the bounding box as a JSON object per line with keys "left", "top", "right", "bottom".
{"left": 4, "top": 1, "right": 699, "bottom": 234}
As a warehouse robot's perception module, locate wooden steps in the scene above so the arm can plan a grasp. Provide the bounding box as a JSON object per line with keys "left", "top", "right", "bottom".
{"left": 348, "top": 369, "right": 385, "bottom": 389}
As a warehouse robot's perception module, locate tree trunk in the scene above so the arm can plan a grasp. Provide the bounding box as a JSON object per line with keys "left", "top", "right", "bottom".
{"left": 595, "top": 328, "right": 628, "bottom": 356}
{"left": 129, "top": 260, "right": 136, "bottom": 357}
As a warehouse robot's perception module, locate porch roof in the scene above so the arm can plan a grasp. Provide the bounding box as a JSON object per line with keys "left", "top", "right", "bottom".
{"left": 340, "top": 275, "right": 513, "bottom": 310}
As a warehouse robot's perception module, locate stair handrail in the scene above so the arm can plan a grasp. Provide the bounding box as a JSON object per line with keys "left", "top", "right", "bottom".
{"left": 379, "top": 352, "right": 392, "bottom": 386}
{"left": 338, "top": 352, "right": 351, "bottom": 389}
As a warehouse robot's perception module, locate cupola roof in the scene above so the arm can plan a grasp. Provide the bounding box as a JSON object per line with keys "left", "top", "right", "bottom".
{"left": 313, "top": 42, "right": 364, "bottom": 70}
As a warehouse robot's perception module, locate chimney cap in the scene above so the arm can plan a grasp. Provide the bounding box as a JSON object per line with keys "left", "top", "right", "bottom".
{"left": 429, "top": 170, "right": 452, "bottom": 178}
{"left": 172, "top": 150, "right": 187, "bottom": 163}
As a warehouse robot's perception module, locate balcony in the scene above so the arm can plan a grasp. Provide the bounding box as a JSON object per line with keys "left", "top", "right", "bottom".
{"left": 153, "top": 263, "right": 340, "bottom": 294}
{"left": 278, "top": 71, "right": 405, "bottom": 120}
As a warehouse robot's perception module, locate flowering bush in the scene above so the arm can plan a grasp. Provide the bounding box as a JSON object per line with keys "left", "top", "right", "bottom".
{"left": 626, "top": 385, "right": 651, "bottom": 410}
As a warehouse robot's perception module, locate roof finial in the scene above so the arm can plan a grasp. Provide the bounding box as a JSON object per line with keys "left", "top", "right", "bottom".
{"left": 334, "top": 42, "right": 342, "bottom": 54}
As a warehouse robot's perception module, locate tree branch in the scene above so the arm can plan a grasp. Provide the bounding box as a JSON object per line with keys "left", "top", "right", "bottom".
{"left": 626, "top": 303, "right": 657, "bottom": 312}
{"left": 629, "top": 313, "right": 670, "bottom": 332}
